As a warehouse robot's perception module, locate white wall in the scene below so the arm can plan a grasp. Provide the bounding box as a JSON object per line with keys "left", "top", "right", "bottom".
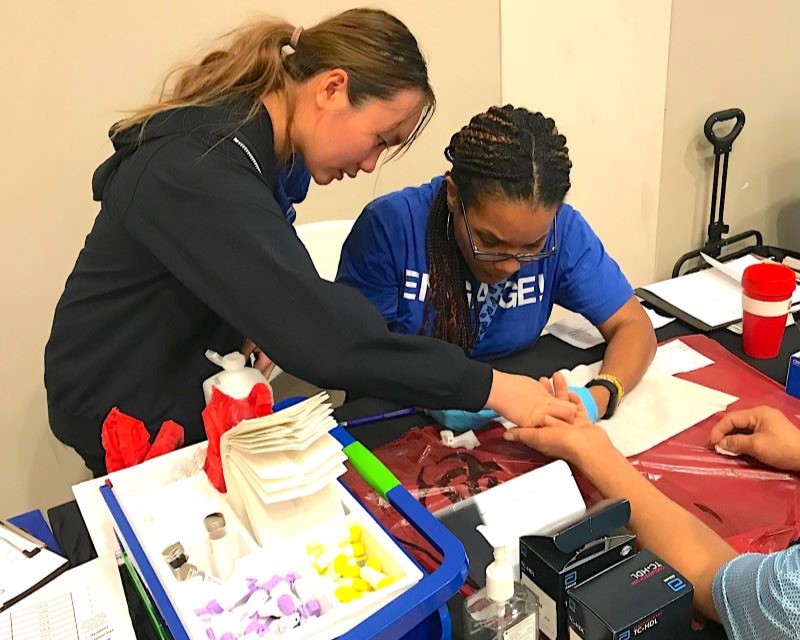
{"left": 0, "top": 0, "right": 501, "bottom": 516}
{"left": 654, "top": 0, "right": 800, "bottom": 278}
{"left": 501, "top": 0, "right": 800, "bottom": 284}
{"left": 500, "top": 0, "right": 672, "bottom": 288}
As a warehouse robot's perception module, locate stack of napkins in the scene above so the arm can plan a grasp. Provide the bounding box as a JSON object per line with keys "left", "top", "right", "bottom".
{"left": 221, "top": 393, "right": 345, "bottom": 545}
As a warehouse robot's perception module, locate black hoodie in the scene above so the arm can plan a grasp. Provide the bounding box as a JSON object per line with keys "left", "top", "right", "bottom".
{"left": 44, "top": 102, "right": 492, "bottom": 458}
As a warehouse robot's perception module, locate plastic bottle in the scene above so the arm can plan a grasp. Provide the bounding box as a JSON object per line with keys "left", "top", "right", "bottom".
{"left": 463, "top": 525, "right": 539, "bottom": 639}
{"left": 201, "top": 350, "right": 269, "bottom": 404}
{"left": 204, "top": 512, "right": 236, "bottom": 581}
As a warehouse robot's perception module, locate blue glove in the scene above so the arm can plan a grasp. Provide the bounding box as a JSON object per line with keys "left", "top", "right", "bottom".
{"left": 427, "top": 386, "right": 598, "bottom": 431}
{"left": 568, "top": 385, "right": 600, "bottom": 423}
{"left": 425, "top": 408, "right": 500, "bottom": 432}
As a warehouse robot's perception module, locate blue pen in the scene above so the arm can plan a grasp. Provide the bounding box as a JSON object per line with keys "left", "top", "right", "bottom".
{"left": 339, "top": 407, "right": 418, "bottom": 427}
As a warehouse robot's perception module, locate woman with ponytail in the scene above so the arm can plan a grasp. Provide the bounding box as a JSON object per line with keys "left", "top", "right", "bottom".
{"left": 46, "top": 14, "right": 572, "bottom": 475}
{"left": 338, "top": 105, "right": 656, "bottom": 429}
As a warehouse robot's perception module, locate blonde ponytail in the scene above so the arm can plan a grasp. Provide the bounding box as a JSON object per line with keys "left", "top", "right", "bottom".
{"left": 114, "top": 8, "right": 435, "bottom": 154}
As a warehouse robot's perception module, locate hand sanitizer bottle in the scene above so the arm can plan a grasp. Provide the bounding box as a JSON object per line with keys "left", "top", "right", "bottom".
{"left": 463, "top": 525, "right": 539, "bottom": 639}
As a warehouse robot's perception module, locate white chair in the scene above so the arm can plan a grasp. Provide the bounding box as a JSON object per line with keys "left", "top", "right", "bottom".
{"left": 267, "top": 219, "right": 356, "bottom": 382}
{"left": 294, "top": 219, "right": 356, "bottom": 281}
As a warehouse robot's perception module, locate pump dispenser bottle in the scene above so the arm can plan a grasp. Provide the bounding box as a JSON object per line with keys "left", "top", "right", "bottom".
{"left": 201, "top": 350, "right": 269, "bottom": 404}
{"left": 463, "top": 525, "right": 539, "bottom": 639}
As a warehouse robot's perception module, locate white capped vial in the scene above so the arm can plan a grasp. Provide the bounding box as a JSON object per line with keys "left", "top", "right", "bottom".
{"left": 205, "top": 512, "right": 236, "bottom": 581}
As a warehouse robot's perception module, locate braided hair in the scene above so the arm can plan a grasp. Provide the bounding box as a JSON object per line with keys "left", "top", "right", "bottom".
{"left": 421, "top": 105, "right": 572, "bottom": 353}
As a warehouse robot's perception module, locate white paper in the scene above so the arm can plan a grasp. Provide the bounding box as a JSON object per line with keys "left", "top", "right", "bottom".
{"left": 701, "top": 253, "right": 800, "bottom": 289}
{"left": 501, "top": 343, "right": 738, "bottom": 456}
{"left": 700, "top": 252, "right": 747, "bottom": 281}
{"left": 435, "top": 461, "right": 586, "bottom": 582}
{"left": 0, "top": 556, "right": 135, "bottom": 640}
{"left": 559, "top": 362, "right": 738, "bottom": 457}
{"left": 641, "top": 268, "right": 743, "bottom": 327}
{"left": 545, "top": 315, "right": 605, "bottom": 349}
{"left": 72, "top": 478, "right": 119, "bottom": 560}
{"left": 0, "top": 531, "right": 68, "bottom": 610}
{"left": 646, "top": 307, "right": 676, "bottom": 329}
{"left": 0, "top": 526, "right": 40, "bottom": 556}
{"left": 650, "top": 340, "right": 715, "bottom": 375}
{"left": 642, "top": 254, "right": 800, "bottom": 328}
{"left": 545, "top": 308, "right": 675, "bottom": 350}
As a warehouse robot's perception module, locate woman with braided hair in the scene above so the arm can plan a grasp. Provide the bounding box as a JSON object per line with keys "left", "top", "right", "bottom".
{"left": 338, "top": 105, "right": 656, "bottom": 429}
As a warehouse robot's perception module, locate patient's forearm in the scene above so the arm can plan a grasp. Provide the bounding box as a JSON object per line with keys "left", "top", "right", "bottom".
{"left": 574, "top": 446, "right": 737, "bottom": 621}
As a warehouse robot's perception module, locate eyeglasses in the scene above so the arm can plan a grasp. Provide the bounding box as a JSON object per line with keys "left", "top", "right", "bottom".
{"left": 458, "top": 196, "right": 558, "bottom": 263}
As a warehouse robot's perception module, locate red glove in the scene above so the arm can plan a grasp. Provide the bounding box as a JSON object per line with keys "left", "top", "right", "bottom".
{"left": 101, "top": 408, "right": 152, "bottom": 472}
{"left": 102, "top": 410, "right": 187, "bottom": 472}
{"left": 144, "top": 420, "right": 185, "bottom": 461}
{"left": 202, "top": 383, "right": 273, "bottom": 492}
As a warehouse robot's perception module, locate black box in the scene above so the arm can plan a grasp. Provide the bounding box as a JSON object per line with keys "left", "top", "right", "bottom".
{"left": 567, "top": 549, "right": 693, "bottom": 640}
{"left": 519, "top": 499, "right": 636, "bottom": 640}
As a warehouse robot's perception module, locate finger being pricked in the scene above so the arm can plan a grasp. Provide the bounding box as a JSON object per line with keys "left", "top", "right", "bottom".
{"left": 538, "top": 376, "right": 554, "bottom": 395}
{"left": 552, "top": 371, "right": 570, "bottom": 401}
{"left": 567, "top": 392, "right": 590, "bottom": 421}
{"left": 524, "top": 398, "right": 577, "bottom": 427}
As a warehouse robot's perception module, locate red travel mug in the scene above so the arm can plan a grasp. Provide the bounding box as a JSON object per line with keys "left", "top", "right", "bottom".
{"left": 741, "top": 263, "right": 796, "bottom": 359}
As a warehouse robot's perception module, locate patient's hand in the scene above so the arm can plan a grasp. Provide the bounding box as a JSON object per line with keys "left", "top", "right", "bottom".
{"left": 503, "top": 372, "right": 614, "bottom": 464}
{"left": 537, "top": 373, "right": 590, "bottom": 422}
{"left": 487, "top": 371, "right": 578, "bottom": 428}
{"left": 709, "top": 406, "right": 800, "bottom": 472}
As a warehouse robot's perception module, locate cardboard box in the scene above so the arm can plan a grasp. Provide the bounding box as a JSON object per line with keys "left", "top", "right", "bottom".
{"left": 519, "top": 499, "right": 636, "bottom": 640}
{"left": 786, "top": 350, "right": 800, "bottom": 399}
{"left": 567, "top": 550, "right": 693, "bottom": 640}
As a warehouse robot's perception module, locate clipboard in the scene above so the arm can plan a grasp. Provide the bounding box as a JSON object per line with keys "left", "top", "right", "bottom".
{"left": 639, "top": 253, "right": 800, "bottom": 332}
{"left": 0, "top": 520, "right": 68, "bottom": 612}
{"left": 635, "top": 287, "right": 738, "bottom": 332}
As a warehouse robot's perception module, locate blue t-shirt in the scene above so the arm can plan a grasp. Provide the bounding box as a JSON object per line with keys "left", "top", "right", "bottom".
{"left": 273, "top": 155, "right": 311, "bottom": 223}
{"left": 336, "top": 176, "right": 634, "bottom": 360}
{"left": 712, "top": 546, "right": 800, "bottom": 639}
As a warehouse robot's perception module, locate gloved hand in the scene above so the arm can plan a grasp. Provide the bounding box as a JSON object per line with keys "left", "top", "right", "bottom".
{"left": 425, "top": 408, "right": 500, "bottom": 432}
{"left": 568, "top": 385, "right": 600, "bottom": 423}
{"left": 426, "top": 384, "right": 600, "bottom": 432}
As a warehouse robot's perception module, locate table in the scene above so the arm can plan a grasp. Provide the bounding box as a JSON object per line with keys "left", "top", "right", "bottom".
{"left": 338, "top": 318, "right": 800, "bottom": 448}
{"left": 47, "top": 319, "right": 800, "bottom": 639}
{"left": 338, "top": 318, "right": 800, "bottom": 640}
